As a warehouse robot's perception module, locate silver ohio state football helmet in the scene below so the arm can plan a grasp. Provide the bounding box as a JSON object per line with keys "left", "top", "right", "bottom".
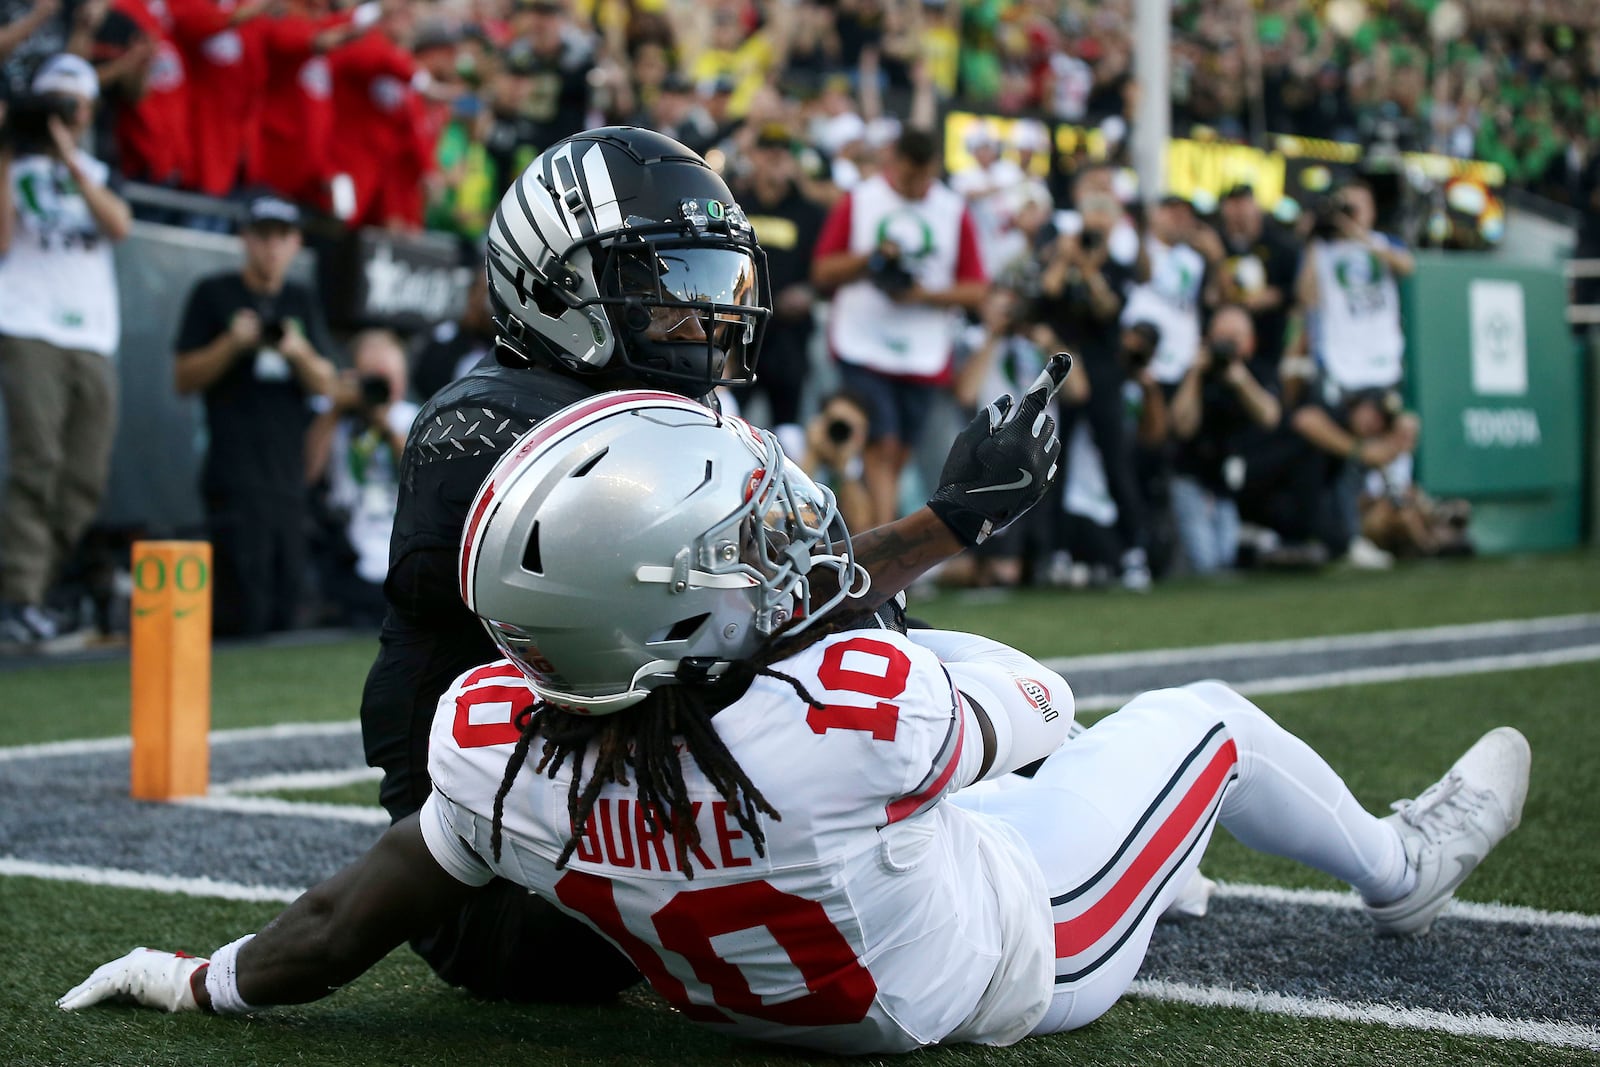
{"left": 486, "top": 126, "right": 770, "bottom": 393}
{"left": 459, "top": 391, "right": 869, "bottom": 715}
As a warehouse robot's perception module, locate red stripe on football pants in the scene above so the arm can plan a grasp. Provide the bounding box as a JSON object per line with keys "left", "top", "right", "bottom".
{"left": 1053, "top": 738, "right": 1237, "bottom": 958}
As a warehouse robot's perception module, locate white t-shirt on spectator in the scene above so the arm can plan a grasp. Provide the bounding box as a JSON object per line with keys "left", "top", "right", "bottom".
{"left": 950, "top": 159, "right": 1026, "bottom": 277}
{"left": 1048, "top": 54, "right": 1093, "bottom": 123}
{"left": 1309, "top": 236, "right": 1406, "bottom": 391}
{"left": 0, "top": 150, "right": 120, "bottom": 356}
{"left": 1120, "top": 236, "right": 1206, "bottom": 384}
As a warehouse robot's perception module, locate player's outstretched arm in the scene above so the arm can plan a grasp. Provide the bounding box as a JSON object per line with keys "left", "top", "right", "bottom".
{"left": 926, "top": 353, "right": 1068, "bottom": 548}
{"left": 58, "top": 815, "right": 475, "bottom": 1014}
{"left": 836, "top": 356, "right": 1071, "bottom": 614}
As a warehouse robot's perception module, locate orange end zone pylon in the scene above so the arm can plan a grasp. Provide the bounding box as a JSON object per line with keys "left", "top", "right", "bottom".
{"left": 129, "top": 541, "right": 212, "bottom": 800}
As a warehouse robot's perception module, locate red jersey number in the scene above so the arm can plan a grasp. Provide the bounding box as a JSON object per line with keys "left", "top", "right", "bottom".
{"left": 805, "top": 637, "right": 911, "bottom": 741}
{"left": 555, "top": 870, "right": 877, "bottom": 1026}
{"left": 451, "top": 664, "right": 532, "bottom": 749}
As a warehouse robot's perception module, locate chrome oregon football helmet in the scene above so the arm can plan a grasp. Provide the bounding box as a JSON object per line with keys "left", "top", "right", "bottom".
{"left": 486, "top": 126, "right": 770, "bottom": 393}
{"left": 459, "top": 391, "right": 868, "bottom": 715}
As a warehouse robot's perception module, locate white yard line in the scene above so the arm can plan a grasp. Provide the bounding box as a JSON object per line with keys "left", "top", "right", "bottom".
{"left": 5, "top": 858, "right": 1597, "bottom": 1051}
{"left": 1212, "top": 881, "right": 1600, "bottom": 931}
{"left": 0, "top": 857, "right": 302, "bottom": 902}
{"left": 1127, "top": 979, "right": 1600, "bottom": 1051}
{"left": 1045, "top": 613, "right": 1600, "bottom": 672}
{"left": 6, "top": 855, "right": 1593, "bottom": 931}
{"left": 4, "top": 614, "right": 1595, "bottom": 761}
{"left": 173, "top": 794, "right": 390, "bottom": 825}
{"left": 212, "top": 767, "right": 384, "bottom": 795}
{"left": 1073, "top": 643, "right": 1600, "bottom": 712}
{"left": 0, "top": 720, "right": 361, "bottom": 763}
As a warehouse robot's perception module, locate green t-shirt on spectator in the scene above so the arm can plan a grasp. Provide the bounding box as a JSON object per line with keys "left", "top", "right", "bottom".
{"left": 427, "top": 120, "right": 499, "bottom": 238}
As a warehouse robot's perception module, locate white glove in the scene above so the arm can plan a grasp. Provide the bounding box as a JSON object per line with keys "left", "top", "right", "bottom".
{"left": 57, "top": 948, "right": 208, "bottom": 1013}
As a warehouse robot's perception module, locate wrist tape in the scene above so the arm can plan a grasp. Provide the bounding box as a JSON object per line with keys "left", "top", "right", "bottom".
{"left": 205, "top": 934, "right": 259, "bottom": 1014}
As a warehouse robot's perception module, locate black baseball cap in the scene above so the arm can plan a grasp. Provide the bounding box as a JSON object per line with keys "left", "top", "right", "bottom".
{"left": 243, "top": 194, "right": 302, "bottom": 230}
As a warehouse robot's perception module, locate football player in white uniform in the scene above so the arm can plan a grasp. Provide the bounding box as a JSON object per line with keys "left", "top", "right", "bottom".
{"left": 60, "top": 392, "right": 1530, "bottom": 1053}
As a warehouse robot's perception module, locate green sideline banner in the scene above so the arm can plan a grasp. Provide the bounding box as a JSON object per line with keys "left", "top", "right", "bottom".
{"left": 1403, "top": 255, "right": 1585, "bottom": 553}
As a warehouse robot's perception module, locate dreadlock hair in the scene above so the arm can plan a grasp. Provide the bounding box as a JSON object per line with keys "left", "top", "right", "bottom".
{"left": 488, "top": 607, "right": 880, "bottom": 877}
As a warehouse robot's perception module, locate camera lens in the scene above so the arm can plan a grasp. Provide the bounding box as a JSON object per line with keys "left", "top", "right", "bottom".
{"left": 826, "top": 418, "right": 853, "bottom": 444}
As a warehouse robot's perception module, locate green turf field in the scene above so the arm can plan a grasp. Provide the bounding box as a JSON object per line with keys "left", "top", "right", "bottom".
{"left": 3, "top": 551, "right": 1598, "bottom": 1066}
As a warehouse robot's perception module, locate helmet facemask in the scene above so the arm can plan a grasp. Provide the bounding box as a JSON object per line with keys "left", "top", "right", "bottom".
{"left": 688, "top": 421, "right": 866, "bottom": 642}
{"left": 592, "top": 218, "right": 770, "bottom": 392}
{"left": 490, "top": 210, "right": 771, "bottom": 395}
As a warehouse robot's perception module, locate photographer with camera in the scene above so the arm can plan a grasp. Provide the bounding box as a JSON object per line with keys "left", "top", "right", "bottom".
{"left": 305, "top": 329, "right": 417, "bottom": 626}
{"left": 174, "top": 193, "right": 337, "bottom": 637}
{"left": 1038, "top": 187, "right": 1152, "bottom": 589}
{"left": 1296, "top": 179, "right": 1415, "bottom": 395}
{"left": 1291, "top": 179, "right": 1416, "bottom": 568}
{"left": 1216, "top": 183, "right": 1301, "bottom": 380}
{"left": 0, "top": 54, "right": 131, "bottom": 650}
{"left": 1167, "top": 305, "right": 1281, "bottom": 575}
{"left": 812, "top": 125, "right": 989, "bottom": 527}
{"left": 1235, "top": 382, "right": 1419, "bottom": 570}
{"left": 796, "top": 388, "right": 874, "bottom": 537}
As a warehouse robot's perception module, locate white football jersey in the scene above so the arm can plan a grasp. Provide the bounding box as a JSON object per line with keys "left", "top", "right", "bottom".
{"left": 420, "top": 629, "right": 1054, "bottom": 1053}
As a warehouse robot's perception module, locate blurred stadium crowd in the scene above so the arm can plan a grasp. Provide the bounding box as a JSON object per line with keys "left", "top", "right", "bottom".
{"left": 2, "top": 0, "right": 1594, "bottom": 647}
{"left": 3, "top": 0, "right": 1600, "bottom": 226}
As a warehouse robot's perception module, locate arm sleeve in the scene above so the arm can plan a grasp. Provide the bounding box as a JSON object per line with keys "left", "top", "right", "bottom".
{"left": 811, "top": 192, "right": 854, "bottom": 260}
{"left": 418, "top": 792, "right": 497, "bottom": 887}
{"left": 905, "top": 629, "right": 1074, "bottom": 780}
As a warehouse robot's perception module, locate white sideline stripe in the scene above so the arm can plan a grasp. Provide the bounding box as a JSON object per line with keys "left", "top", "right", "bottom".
{"left": 174, "top": 794, "right": 390, "bottom": 825}
{"left": 3, "top": 613, "right": 1595, "bottom": 762}
{"left": 11, "top": 637, "right": 1591, "bottom": 764}
{"left": 1045, "top": 613, "right": 1600, "bottom": 672}
{"left": 1127, "top": 979, "right": 1600, "bottom": 1052}
{"left": 6, "top": 855, "right": 1593, "bottom": 932}
{"left": 1072, "top": 644, "right": 1600, "bottom": 712}
{"left": 0, "top": 857, "right": 303, "bottom": 903}
{"left": 7, "top": 867, "right": 1597, "bottom": 1051}
{"left": 4, "top": 862, "right": 1597, "bottom": 1052}
{"left": 212, "top": 767, "right": 384, "bottom": 796}
{"left": 0, "top": 720, "right": 361, "bottom": 763}
{"left": 1212, "top": 882, "right": 1600, "bottom": 931}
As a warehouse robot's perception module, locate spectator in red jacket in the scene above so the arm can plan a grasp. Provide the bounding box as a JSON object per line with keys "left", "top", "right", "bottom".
{"left": 328, "top": 0, "right": 419, "bottom": 227}
{"left": 93, "top": 0, "right": 191, "bottom": 189}
{"left": 251, "top": 0, "right": 371, "bottom": 209}
{"left": 168, "top": 0, "right": 274, "bottom": 197}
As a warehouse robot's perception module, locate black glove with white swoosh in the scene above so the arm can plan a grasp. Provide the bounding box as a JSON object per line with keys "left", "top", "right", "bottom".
{"left": 928, "top": 353, "right": 1071, "bottom": 547}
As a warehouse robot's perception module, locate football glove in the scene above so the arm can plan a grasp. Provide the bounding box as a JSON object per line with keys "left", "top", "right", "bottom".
{"left": 928, "top": 356, "right": 1067, "bottom": 547}
{"left": 57, "top": 947, "right": 207, "bottom": 1013}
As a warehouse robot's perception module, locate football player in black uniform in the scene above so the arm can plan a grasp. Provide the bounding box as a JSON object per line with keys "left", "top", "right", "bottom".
{"left": 362, "top": 126, "right": 1062, "bottom": 1001}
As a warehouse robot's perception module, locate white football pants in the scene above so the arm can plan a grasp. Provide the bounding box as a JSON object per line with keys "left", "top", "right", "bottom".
{"left": 951, "top": 680, "right": 1409, "bottom": 1034}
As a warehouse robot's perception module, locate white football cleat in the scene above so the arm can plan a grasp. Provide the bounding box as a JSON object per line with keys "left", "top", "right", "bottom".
{"left": 1365, "top": 727, "right": 1530, "bottom": 936}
